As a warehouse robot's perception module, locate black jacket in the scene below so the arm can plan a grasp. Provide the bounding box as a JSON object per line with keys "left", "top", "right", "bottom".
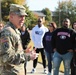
{"left": 51, "top": 27, "right": 76, "bottom": 54}
{"left": 20, "top": 29, "right": 31, "bottom": 49}
{"left": 43, "top": 31, "right": 53, "bottom": 53}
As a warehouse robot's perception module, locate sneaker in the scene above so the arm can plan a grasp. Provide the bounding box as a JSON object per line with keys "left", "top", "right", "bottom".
{"left": 44, "top": 69, "right": 48, "bottom": 74}
{"left": 31, "top": 69, "right": 36, "bottom": 73}
{"left": 47, "top": 72, "right": 51, "bottom": 75}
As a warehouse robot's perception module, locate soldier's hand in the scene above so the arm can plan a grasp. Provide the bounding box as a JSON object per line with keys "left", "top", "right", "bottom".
{"left": 31, "top": 47, "right": 37, "bottom": 53}
{"left": 30, "top": 51, "right": 39, "bottom": 60}
{"left": 24, "top": 46, "right": 31, "bottom": 53}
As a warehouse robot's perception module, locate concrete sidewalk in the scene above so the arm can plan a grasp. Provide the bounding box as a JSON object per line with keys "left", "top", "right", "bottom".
{"left": 26, "top": 60, "right": 64, "bottom": 75}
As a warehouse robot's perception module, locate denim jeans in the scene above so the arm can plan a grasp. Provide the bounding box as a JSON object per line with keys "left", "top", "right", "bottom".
{"left": 53, "top": 51, "right": 73, "bottom": 75}
{"left": 45, "top": 51, "right": 53, "bottom": 73}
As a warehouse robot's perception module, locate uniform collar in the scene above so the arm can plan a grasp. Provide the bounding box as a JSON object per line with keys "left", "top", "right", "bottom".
{"left": 7, "top": 22, "right": 20, "bottom": 34}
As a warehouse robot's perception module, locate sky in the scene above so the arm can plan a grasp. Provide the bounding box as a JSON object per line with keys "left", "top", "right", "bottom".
{"left": 26, "top": 0, "right": 60, "bottom": 11}
{"left": 26, "top": 0, "right": 75, "bottom": 11}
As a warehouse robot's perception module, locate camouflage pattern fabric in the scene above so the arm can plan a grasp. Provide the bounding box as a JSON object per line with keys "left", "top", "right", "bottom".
{"left": 0, "top": 22, "right": 28, "bottom": 75}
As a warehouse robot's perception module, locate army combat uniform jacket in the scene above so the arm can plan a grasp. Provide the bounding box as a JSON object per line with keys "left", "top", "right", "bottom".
{"left": 0, "top": 22, "right": 30, "bottom": 75}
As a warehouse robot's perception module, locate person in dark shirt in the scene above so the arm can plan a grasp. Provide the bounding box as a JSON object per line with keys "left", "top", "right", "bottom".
{"left": 71, "top": 21, "right": 76, "bottom": 75}
{"left": 20, "top": 25, "right": 31, "bottom": 50}
{"left": 43, "top": 22, "right": 57, "bottom": 75}
{"left": 51, "top": 18, "right": 76, "bottom": 75}
{"left": 19, "top": 25, "right": 31, "bottom": 75}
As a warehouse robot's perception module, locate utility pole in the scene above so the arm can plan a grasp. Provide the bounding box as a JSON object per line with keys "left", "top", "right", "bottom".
{"left": 0, "top": 0, "right": 2, "bottom": 21}
{"left": 59, "top": 0, "right": 61, "bottom": 27}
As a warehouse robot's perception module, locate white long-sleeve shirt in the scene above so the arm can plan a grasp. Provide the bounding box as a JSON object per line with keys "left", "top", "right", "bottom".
{"left": 31, "top": 24, "right": 48, "bottom": 48}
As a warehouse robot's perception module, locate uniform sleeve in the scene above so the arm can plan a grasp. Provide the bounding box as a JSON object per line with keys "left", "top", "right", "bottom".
{"left": 0, "top": 29, "right": 32, "bottom": 64}
{"left": 0, "top": 30, "right": 16, "bottom": 64}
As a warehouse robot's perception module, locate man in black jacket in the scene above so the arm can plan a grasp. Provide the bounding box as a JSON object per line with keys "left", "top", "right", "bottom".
{"left": 51, "top": 18, "right": 76, "bottom": 75}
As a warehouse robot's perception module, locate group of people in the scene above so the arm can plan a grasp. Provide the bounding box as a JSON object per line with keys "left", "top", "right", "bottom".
{"left": 0, "top": 3, "right": 76, "bottom": 75}
{"left": 30, "top": 16, "right": 76, "bottom": 75}
{"left": 30, "top": 18, "right": 76, "bottom": 75}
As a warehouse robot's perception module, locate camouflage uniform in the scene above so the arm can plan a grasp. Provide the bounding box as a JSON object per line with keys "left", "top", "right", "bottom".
{"left": 0, "top": 22, "right": 30, "bottom": 75}
{"left": 0, "top": 3, "right": 32, "bottom": 75}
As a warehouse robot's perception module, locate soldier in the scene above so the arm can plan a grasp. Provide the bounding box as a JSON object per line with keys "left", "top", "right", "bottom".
{"left": 0, "top": 4, "right": 37, "bottom": 75}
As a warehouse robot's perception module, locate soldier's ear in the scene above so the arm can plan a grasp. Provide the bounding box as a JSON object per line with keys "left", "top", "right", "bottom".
{"left": 9, "top": 13, "right": 15, "bottom": 19}
{"left": 9, "top": 14, "right": 13, "bottom": 19}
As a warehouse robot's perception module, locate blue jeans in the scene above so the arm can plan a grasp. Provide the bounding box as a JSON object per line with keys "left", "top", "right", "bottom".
{"left": 53, "top": 51, "right": 73, "bottom": 75}
{"left": 45, "top": 51, "right": 53, "bottom": 73}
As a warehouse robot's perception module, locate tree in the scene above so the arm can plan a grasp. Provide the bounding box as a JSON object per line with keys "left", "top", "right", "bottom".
{"left": 42, "top": 8, "right": 52, "bottom": 23}
{"left": 1, "top": 0, "right": 25, "bottom": 21}
{"left": 54, "top": 0, "right": 76, "bottom": 27}
{"left": 13, "top": 0, "right": 25, "bottom": 5}
{"left": 24, "top": 5, "right": 37, "bottom": 29}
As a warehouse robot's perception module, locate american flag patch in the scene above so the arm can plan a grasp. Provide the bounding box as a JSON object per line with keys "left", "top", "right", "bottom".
{"left": 0, "top": 38, "right": 8, "bottom": 43}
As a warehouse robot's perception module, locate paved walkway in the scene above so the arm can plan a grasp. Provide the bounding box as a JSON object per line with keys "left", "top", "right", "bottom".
{"left": 26, "top": 60, "right": 64, "bottom": 75}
